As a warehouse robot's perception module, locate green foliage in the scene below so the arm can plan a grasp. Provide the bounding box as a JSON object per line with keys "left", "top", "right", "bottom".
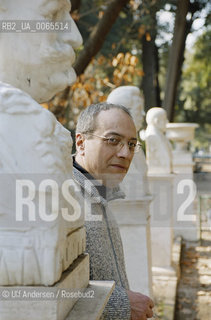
{"left": 100, "top": 6, "right": 134, "bottom": 56}
{"left": 175, "top": 28, "right": 211, "bottom": 149}
{"left": 76, "top": 0, "right": 99, "bottom": 40}
{"left": 51, "top": 0, "right": 210, "bottom": 152}
{"left": 76, "top": 0, "right": 134, "bottom": 57}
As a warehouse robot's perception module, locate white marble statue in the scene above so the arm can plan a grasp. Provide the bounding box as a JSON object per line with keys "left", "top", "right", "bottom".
{"left": 107, "top": 86, "right": 148, "bottom": 197}
{"left": 145, "top": 107, "right": 173, "bottom": 174}
{"left": 0, "top": 0, "right": 82, "bottom": 102}
{"left": 0, "top": 0, "right": 85, "bottom": 286}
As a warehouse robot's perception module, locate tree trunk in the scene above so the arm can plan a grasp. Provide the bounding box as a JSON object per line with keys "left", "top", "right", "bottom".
{"left": 74, "top": 0, "right": 129, "bottom": 76}
{"left": 71, "top": 0, "right": 81, "bottom": 12}
{"left": 142, "top": 36, "right": 161, "bottom": 110}
{"left": 163, "top": 0, "right": 190, "bottom": 121}
{"left": 140, "top": 1, "right": 161, "bottom": 110}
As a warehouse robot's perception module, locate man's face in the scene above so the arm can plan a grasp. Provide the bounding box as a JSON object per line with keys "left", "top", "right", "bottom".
{"left": 0, "top": 0, "right": 82, "bottom": 102}
{"left": 77, "top": 109, "right": 137, "bottom": 187}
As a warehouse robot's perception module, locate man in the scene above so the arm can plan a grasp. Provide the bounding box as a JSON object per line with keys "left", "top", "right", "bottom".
{"left": 73, "top": 102, "right": 154, "bottom": 320}
{"left": 107, "top": 85, "right": 149, "bottom": 197}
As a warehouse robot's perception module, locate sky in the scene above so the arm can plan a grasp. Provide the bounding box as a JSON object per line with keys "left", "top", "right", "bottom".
{"left": 156, "top": 7, "right": 208, "bottom": 50}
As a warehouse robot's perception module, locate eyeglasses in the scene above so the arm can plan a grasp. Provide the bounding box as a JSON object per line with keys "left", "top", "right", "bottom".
{"left": 87, "top": 134, "right": 142, "bottom": 153}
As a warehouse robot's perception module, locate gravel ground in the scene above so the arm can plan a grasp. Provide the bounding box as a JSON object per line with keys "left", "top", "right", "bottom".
{"left": 175, "top": 230, "right": 211, "bottom": 319}
{"left": 175, "top": 170, "right": 211, "bottom": 320}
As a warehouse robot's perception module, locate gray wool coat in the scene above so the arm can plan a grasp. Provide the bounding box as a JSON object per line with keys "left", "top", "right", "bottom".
{"left": 73, "top": 166, "right": 131, "bottom": 320}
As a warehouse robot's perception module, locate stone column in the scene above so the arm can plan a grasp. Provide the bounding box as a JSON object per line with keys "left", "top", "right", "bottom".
{"left": 145, "top": 108, "right": 178, "bottom": 302}
{"left": 107, "top": 86, "right": 153, "bottom": 297}
{"left": 166, "top": 123, "right": 200, "bottom": 241}
{"left": 0, "top": 1, "right": 113, "bottom": 318}
{"left": 148, "top": 173, "right": 178, "bottom": 306}
{"left": 148, "top": 174, "right": 175, "bottom": 271}
{"left": 109, "top": 151, "right": 153, "bottom": 297}
{"left": 109, "top": 196, "right": 153, "bottom": 297}
{"left": 166, "top": 123, "right": 199, "bottom": 174}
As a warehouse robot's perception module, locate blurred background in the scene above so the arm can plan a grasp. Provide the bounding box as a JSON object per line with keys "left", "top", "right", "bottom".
{"left": 43, "top": 0, "right": 211, "bottom": 156}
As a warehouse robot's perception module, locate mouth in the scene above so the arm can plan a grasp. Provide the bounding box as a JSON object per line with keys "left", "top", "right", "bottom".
{"left": 109, "top": 164, "right": 128, "bottom": 172}
{"left": 42, "top": 44, "right": 76, "bottom": 64}
{"left": 65, "top": 67, "right": 77, "bottom": 85}
{"left": 48, "top": 66, "right": 77, "bottom": 89}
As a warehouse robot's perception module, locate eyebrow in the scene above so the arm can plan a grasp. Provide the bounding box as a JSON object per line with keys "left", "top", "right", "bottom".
{"left": 105, "top": 132, "right": 137, "bottom": 141}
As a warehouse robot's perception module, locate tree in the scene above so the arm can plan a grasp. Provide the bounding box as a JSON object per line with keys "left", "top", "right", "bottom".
{"left": 175, "top": 29, "right": 211, "bottom": 148}
{"left": 163, "top": 0, "right": 190, "bottom": 121}
{"left": 140, "top": 0, "right": 162, "bottom": 110}
{"left": 46, "top": 0, "right": 210, "bottom": 145}
{"left": 188, "top": 29, "right": 211, "bottom": 122}
{"left": 60, "top": 0, "right": 130, "bottom": 101}
{"left": 163, "top": 0, "right": 210, "bottom": 121}
{"left": 70, "top": 0, "right": 81, "bottom": 12}
{"left": 74, "top": 0, "right": 130, "bottom": 76}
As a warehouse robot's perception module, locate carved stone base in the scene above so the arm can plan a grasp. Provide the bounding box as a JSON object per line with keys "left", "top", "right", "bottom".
{"left": 173, "top": 173, "right": 200, "bottom": 241}
{"left": 153, "top": 270, "right": 178, "bottom": 320}
{"left": 152, "top": 237, "right": 182, "bottom": 320}
{"left": 110, "top": 196, "right": 153, "bottom": 297}
{"left": 148, "top": 174, "right": 175, "bottom": 269}
{"left": 0, "top": 254, "right": 89, "bottom": 320}
{"left": 68, "top": 281, "right": 115, "bottom": 320}
{"left": 0, "top": 227, "right": 86, "bottom": 286}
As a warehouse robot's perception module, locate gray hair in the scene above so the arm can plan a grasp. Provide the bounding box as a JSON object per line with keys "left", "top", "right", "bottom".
{"left": 76, "top": 102, "right": 132, "bottom": 134}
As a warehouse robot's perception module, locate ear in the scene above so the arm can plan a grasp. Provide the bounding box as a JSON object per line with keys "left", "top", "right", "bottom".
{"left": 75, "top": 133, "right": 85, "bottom": 155}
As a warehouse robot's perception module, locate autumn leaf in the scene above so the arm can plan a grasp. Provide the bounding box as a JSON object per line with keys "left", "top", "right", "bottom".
{"left": 116, "top": 52, "right": 124, "bottom": 62}
{"left": 41, "top": 103, "right": 49, "bottom": 110}
{"left": 112, "top": 58, "right": 118, "bottom": 67}
{"left": 138, "top": 25, "right": 145, "bottom": 38}
{"left": 98, "top": 11, "right": 104, "bottom": 19}
{"left": 146, "top": 32, "right": 151, "bottom": 41}
{"left": 130, "top": 55, "right": 138, "bottom": 66}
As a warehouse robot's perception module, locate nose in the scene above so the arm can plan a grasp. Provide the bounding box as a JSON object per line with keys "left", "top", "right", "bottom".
{"left": 64, "top": 14, "right": 83, "bottom": 49}
{"left": 70, "top": 17, "right": 83, "bottom": 48}
{"left": 116, "top": 143, "right": 133, "bottom": 159}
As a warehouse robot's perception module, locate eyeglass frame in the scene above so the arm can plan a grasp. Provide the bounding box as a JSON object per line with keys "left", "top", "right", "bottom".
{"left": 85, "top": 133, "right": 142, "bottom": 153}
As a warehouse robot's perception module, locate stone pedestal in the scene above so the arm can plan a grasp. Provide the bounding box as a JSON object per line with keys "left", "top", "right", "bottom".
{"left": 148, "top": 174, "right": 175, "bottom": 271}
{"left": 166, "top": 123, "right": 200, "bottom": 241}
{"left": 148, "top": 174, "right": 182, "bottom": 320}
{"left": 152, "top": 266, "right": 177, "bottom": 301}
{"left": 173, "top": 173, "right": 200, "bottom": 241}
{"left": 68, "top": 281, "right": 115, "bottom": 320}
{"left": 166, "top": 123, "right": 198, "bottom": 175}
{"left": 0, "top": 219, "right": 86, "bottom": 286}
{"left": 0, "top": 3, "right": 87, "bottom": 319}
{"left": 120, "top": 151, "right": 149, "bottom": 198}
{"left": 171, "top": 150, "right": 195, "bottom": 174}
{"left": 109, "top": 197, "right": 153, "bottom": 297}
{"left": 0, "top": 254, "right": 89, "bottom": 320}
{"left": 0, "top": 255, "right": 114, "bottom": 320}
{"left": 152, "top": 237, "right": 182, "bottom": 320}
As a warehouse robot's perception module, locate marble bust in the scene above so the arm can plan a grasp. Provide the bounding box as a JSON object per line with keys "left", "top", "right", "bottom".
{"left": 107, "top": 86, "right": 149, "bottom": 197}
{"left": 0, "top": 0, "right": 84, "bottom": 285}
{"left": 145, "top": 107, "right": 173, "bottom": 174}
{"left": 0, "top": 0, "right": 82, "bottom": 103}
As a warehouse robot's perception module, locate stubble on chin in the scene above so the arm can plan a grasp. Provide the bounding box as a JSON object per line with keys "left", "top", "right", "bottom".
{"left": 101, "top": 172, "right": 126, "bottom": 188}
